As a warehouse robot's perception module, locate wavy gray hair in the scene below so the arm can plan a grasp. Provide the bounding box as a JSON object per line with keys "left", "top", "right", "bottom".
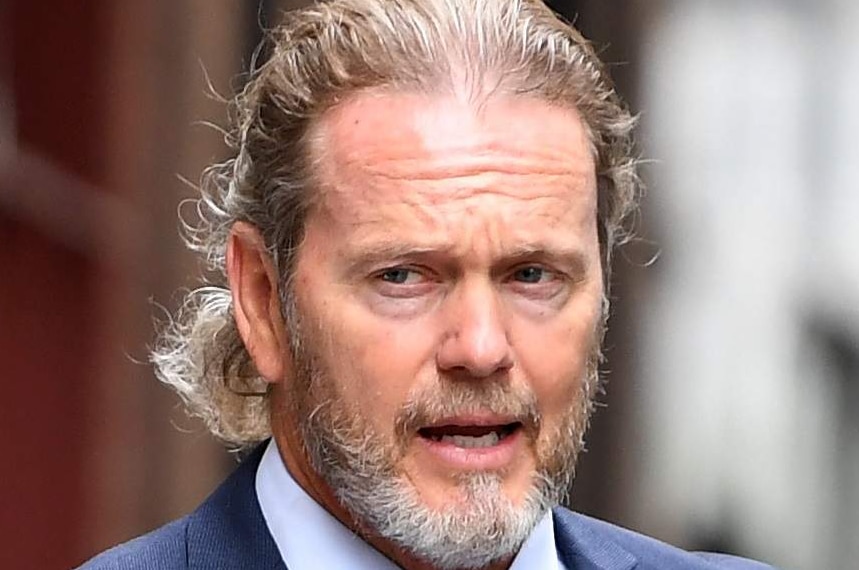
{"left": 151, "top": 0, "right": 641, "bottom": 447}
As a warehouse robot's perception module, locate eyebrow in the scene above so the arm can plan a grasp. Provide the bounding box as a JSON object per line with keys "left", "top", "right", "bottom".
{"left": 500, "top": 245, "right": 591, "bottom": 278}
{"left": 342, "top": 240, "right": 591, "bottom": 274}
{"left": 342, "top": 242, "right": 454, "bottom": 268}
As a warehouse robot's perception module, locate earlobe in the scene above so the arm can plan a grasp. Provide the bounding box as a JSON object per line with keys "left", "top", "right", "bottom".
{"left": 227, "top": 222, "right": 287, "bottom": 384}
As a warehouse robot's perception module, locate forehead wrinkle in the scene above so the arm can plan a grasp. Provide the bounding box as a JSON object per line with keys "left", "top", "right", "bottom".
{"left": 335, "top": 119, "right": 595, "bottom": 189}
{"left": 318, "top": 156, "right": 594, "bottom": 233}
{"left": 341, "top": 196, "right": 594, "bottom": 258}
{"left": 316, "top": 171, "right": 596, "bottom": 250}
{"left": 357, "top": 165, "right": 589, "bottom": 191}
{"left": 323, "top": 127, "right": 595, "bottom": 207}
{"left": 349, "top": 141, "right": 587, "bottom": 181}
{"left": 335, "top": 157, "right": 595, "bottom": 211}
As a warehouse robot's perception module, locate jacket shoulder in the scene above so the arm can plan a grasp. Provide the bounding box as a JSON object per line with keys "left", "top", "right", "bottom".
{"left": 75, "top": 443, "right": 279, "bottom": 570}
{"left": 554, "top": 508, "right": 777, "bottom": 570}
{"left": 75, "top": 517, "right": 189, "bottom": 570}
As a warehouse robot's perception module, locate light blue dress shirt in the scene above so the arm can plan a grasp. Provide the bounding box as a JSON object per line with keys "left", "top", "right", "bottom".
{"left": 255, "top": 439, "right": 566, "bottom": 569}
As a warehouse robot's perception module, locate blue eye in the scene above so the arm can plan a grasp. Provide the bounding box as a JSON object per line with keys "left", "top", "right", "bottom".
{"left": 513, "top": 266, "right": 547, "bottom": 283}
{"left": 379, "top": 268, "right": 414, "bottom": 284}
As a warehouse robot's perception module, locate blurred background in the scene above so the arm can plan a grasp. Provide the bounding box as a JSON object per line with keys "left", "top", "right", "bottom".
{"left": 2, "top": 1, "right": 857, "bottom": 569}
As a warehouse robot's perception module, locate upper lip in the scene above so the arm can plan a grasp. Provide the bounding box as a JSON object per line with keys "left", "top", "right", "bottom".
{"left": 420, "top": 414, "right": 521, "bottom": 429}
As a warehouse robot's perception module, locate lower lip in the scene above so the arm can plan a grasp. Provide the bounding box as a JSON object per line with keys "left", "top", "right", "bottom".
{"left": 416, "top": 429, "right": 525, "bottom": 471}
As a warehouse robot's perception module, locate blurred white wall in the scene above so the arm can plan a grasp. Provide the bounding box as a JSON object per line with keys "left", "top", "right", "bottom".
{"left": 634, "top": 1, "right": 859, "bottom": 569}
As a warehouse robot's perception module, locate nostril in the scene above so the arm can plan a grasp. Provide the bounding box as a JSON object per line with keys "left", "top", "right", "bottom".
{"left": 435, "top": 338, "right": 514, "bottom": 377}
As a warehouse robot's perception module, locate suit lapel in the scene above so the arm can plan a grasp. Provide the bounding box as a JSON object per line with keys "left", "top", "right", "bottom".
{"left": 553, "top": 508, "right": 638, "bottom": 570}
{"left": 186, "top": 443, "right": 287, "bottom": 570}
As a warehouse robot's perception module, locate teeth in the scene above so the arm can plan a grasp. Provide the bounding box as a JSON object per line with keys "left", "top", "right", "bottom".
{"left": 440, "top": 432, "right": 501, "bottom": 448}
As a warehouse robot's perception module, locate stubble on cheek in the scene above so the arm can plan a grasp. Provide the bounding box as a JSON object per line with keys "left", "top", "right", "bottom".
{"left": 538, "top": 343, "right": 602, "bottom": 498}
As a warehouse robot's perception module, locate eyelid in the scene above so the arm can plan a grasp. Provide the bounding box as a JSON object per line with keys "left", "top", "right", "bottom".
{"left": 505, "top": 262, "right": 562, "bottom": 282}
{"left": 376, "top": 266, "right": 424, "bottom": 283}
{"left": 371, "top": 263, "right": 439, "bottom": 284}
{"left": 523, "top": 254, "right": 591, "bottom": 283}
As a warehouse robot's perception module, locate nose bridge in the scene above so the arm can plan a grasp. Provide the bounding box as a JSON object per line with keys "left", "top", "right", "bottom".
{"left": 436, "top": 276, "right": 513, "bottom": 377}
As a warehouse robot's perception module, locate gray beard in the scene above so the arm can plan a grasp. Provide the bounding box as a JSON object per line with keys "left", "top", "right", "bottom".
{"left": 316, "top": 456, "right": 553, "bottom": 570}
{"left": 282, "top": 304, "right": 599, "bottom": 569}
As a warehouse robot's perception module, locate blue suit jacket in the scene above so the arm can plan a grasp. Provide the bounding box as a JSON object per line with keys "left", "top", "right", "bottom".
{"left": 78, "top": 445, "right": 775, "bottom": 570}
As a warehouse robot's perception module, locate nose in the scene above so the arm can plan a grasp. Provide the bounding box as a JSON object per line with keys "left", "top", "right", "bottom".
{"left": 435, "top": 278, "right": 514, "bottom": 378}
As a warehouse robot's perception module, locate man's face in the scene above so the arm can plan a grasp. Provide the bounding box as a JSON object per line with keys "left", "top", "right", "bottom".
{"left": 278, "top": 92, "right": 603, "bottom": 567}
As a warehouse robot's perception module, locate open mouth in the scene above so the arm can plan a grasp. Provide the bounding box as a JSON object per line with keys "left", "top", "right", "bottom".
{"left": 417, "top": 422, "right": 522, "bottom": 449}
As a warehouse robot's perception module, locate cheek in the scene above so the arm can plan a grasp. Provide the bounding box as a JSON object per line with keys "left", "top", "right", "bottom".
{"left": 512, "top": 297, "right": 601, "bottom": 415}
{"left": 312, "top": 301, "right": 440, "bottom": 428}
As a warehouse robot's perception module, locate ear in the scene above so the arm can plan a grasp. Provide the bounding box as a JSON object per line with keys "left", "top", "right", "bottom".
{"left": 227, "top": 222, "right": 288, "bottom": 384}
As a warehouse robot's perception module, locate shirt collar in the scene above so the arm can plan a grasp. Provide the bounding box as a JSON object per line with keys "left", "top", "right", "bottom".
{"left": 255, "top": 439, "right": 565, "bottom": 570}
{"left": 510, "top": 506, "right": 565, "bottom": 570}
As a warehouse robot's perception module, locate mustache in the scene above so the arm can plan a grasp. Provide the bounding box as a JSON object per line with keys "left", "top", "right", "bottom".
{"left": 393, "top": 378, "right": 542, "bottom": 442}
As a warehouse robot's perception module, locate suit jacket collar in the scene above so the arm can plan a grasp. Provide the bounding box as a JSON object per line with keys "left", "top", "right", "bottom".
{"left": 553, "top": 508, "right": 638, "bottom": 570}
{"left": 183, "top": 442, "right": 638, "bottom": 570}
{"left": 186, "top": 444, "right": 285, "bottom": 569}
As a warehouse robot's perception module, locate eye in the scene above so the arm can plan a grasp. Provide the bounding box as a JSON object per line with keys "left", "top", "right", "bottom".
{"left": 370, "top": 266, "right": 437, "bottom": 302}
{"left": 378, "top": 267, "right": 421, "bottom": 285}
{"left": 512, "top": 266, "right": 551, "bottom": 284}
{"left": 506, "top": 264, "right": 569, "bottom": 303}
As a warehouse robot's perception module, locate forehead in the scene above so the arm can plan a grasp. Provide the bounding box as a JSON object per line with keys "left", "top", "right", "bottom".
{"left": 311, "top": 91, "right": 594, "bottom": 184}
{"left": 306, "top": 91, "right": 598, "bottom": 249}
